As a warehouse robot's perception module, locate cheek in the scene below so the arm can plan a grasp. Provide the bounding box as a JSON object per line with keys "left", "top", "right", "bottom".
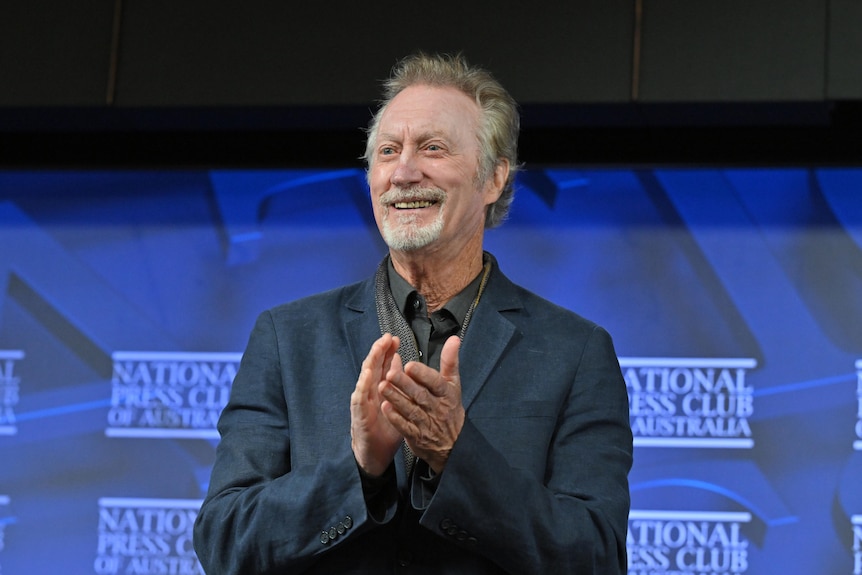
{"left": 369, "top": 195, "right": 387, "bottom": 227}
{"left": 369, "top": 164, "right": 392, "bottom": 195}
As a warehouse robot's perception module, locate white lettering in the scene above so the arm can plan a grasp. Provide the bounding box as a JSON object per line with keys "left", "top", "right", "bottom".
{"left": 676, "top": 547, "right": 748, "bottom": 572}
{"left": 113, "top": 361, "right": 236, "bottom": 387}
{"left": 99, "top": 507, "right": 197, "bottom": 535}
{"left": 109, "top": 357, "right": 235, "bottom": 433}
{"left": 628, "top": 520, "right": 747, "bottom": 549}
{"left": 631, "top": 416, "right": 752, "bottom": 438}
{"left": 96, "top": 503, "right": 204, "bottom": 575}
{"left": 0, "top": 359, "right": 20, "bottom": 385}
{"left": 624, "top": 367, "right": 752, "bottom": 394}
{"left": 93, "top": 555, "right": 120, "bottom": 574}
{"left": 135, "top": 407, "right": 220, "bottom": 429}
{"left": 681, "top": 394, "right": 752, "bottom": 418}
{"left": 0, "top": 407, "right": 15, "bottom": 425}
{"left": 187, "top": 385, "right": 230, "bottom": 409}
{"left": 627, "top": 518, "right": 750, "bottom": 573}
{"left": 0, "top": 383, "right": 19, "bottom": 405}
{"left": 629, "top": 392, "right": 677, "bottom": 416}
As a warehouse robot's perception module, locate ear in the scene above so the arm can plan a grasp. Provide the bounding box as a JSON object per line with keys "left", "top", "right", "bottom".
{"left": 483, "top": 159, "right": 510, "bottom": 205}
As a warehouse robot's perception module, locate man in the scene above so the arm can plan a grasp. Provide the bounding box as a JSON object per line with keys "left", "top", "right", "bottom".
{"left": 194, "top": 53, "right": 632, "bottom": 574}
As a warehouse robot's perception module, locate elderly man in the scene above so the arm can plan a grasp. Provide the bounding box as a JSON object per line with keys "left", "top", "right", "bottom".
{"left": 194, "top": 53, "right": 632, "bottom": 574}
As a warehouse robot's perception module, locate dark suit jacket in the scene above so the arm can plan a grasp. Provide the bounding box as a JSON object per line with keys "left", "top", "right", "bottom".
{"left": 194, "top": 257, "right": 633, "bottom": 574}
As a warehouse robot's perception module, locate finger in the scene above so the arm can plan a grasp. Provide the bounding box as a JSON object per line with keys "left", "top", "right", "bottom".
{"left": 386, "top": 335, "right": 401, "bottom": 365}
{"left": 369, "top": 335, "right": 401, "bottom": 375}
{"left": 386, "top": 351, "right": 404, "bottom": 379}
{"left": 360, "top": 334, "right": 388, "bottom": 373}
{"left": 386, "top": 364, "right": 433, "bottom": 406}
{"left": 380, "top": 393, "right": 420, "bottom": 437}
{"left": 380, "top": 372, "right": 417, "bottom": 410}
{"left": 402, "top": 336, "right": 461, "bottom": 398}
{"left": 439, "top": 335, "right": 461, "bottom": 385}
{"left": 355, "top": 334, "right": 399, "bottom": 403}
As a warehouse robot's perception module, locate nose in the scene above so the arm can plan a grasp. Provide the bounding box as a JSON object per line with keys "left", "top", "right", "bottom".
{"left": 390, "top": 150, "right": 422, "bottom": 188}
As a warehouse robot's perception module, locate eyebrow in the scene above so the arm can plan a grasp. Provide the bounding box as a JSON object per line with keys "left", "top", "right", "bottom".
{"left": 377, "top": 130, "right": 448, "bottom": 144}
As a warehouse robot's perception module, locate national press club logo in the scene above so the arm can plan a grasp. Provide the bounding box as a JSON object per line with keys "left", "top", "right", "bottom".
{"left": 95, "top": 498, "right": 203, "bottom": 575}
{"left": 627, "top": 510, "right": 752, "bottom": 575}
{"left": 0, "top": 350, "right": 23, "bottom": 436}
{"left": 621, "top": 358, "right": 757, "bottom": 448}
{"left": 107, "top": 352, "right": 241, "bottom": 439}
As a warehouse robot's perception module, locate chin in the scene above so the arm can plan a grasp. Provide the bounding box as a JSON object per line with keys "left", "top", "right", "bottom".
{"left": 382, "top": 223, "right": 442, "bottom": 252}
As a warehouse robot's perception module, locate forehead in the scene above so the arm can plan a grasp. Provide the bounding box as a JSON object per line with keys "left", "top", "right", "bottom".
{"left": 377, "top": 84, "right": 480, "bottom": 141}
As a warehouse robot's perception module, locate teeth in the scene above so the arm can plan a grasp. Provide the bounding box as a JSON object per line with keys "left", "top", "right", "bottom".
{"left": 394, "top": 201, "right": 434, "bottom": 209}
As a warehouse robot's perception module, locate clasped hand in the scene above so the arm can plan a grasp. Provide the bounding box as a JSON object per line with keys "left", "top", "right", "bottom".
{"left": 350, "top": 333, "right": 465, "bottom": 477}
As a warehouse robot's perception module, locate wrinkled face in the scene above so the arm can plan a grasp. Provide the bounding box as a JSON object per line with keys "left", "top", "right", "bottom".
{"left": 368, "top": 84, "right": 501, "bottom": 254}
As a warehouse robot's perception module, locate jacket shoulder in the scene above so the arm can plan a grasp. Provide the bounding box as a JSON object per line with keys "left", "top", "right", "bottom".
{"left": 490, "top": 264, "right": 603, "bottom": 337}
{"left": 266, "top": 278, "right": 372, "bottom": 321}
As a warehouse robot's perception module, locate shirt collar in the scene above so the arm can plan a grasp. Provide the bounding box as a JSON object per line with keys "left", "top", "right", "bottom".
{"left": 387, "top": 257, "right": 483, "bottom": 325}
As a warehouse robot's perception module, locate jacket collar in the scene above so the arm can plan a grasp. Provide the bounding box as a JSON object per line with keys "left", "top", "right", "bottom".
{"left": 343, "top": 253, "right": 524, "bottom": 411}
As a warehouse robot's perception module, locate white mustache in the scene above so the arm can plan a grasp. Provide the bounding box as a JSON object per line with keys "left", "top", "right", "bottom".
{"left": 379, "top": 187, "right": 446, "bottom": 206}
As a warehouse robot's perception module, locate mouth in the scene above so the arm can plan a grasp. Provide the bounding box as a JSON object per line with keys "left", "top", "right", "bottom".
{"left": 393, "top": 199, "right": 438, "bottom": 209}
{"left": 380, "top": 187, "right": 446, "bottom": 217}
{"left": 381, "top": 187, "right": 446, "bottom": 212}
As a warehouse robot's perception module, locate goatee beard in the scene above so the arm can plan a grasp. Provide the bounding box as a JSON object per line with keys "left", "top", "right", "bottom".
{"left": 379, "top": 186, "right": 446, "bottom": 251}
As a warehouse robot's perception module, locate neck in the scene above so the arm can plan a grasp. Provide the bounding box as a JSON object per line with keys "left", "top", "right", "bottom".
{"left": 390, "top": 239, "right": 485, "bottom": 313}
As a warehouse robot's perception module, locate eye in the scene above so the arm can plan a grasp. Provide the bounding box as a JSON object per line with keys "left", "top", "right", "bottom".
{"left": 378, "top": 146, "right": 397, "bottom": 156}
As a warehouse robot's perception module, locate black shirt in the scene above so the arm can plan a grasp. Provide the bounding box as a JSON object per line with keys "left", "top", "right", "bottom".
{"left": 387, "top": 259, "right": 483, "bottom": 370}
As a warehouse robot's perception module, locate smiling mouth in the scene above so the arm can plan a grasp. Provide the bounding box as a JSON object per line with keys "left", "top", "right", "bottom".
{"left": 393, "top": 200, "right": 437, "bottom": 209}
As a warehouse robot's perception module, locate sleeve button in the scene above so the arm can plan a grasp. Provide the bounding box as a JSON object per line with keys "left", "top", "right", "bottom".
{"left": 320, "top": 531, "right": 330, "bottom": 545}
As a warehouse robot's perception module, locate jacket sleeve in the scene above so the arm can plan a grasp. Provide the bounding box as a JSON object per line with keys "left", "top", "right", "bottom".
{"left": 418, "top": 324, "right": 633, "bottom": 574}
{"left": 192, "top": 310, "right": 397, "bottom": 575}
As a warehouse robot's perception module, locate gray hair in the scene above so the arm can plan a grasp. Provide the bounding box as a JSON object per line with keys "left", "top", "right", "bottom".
{"left": 364, "top": 53, "right": 520, "bottom": 228}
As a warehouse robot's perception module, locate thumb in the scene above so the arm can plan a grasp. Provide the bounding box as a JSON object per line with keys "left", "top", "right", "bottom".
{"left": 439, "top": 335, "right": 461, "bottom": 384}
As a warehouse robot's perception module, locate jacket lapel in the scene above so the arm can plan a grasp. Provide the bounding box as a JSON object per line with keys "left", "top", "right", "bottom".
{"left": 341, "top": 263, "right": 524, "bottom": 412}
{"left": 457, "top": 265, "right": 522, "bottom": 412}
{"left": 343, "top": 279, "right": 382, "bottom": 378}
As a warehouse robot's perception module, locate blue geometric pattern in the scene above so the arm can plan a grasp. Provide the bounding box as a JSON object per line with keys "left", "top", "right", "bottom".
{"left": 0, "top": 168, "right": 860, "bottom": 573}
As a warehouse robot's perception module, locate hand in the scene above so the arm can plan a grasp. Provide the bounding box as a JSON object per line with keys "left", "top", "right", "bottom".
{"left": 379, "top": 335, "right": 465, "bottom": 474}
{"left": 350, "top": 334, "right": 404, "bottom": 477}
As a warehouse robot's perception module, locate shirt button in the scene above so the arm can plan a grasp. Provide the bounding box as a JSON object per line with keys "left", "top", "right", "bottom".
{"left": 413, "top": 299, "right": 421, "bottom": 310}
{"left": 397, "top": 549, "right": 413, "bottom": 567}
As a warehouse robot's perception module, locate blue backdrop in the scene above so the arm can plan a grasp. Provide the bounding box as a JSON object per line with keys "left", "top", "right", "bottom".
{"left": 0, "top": 167, "right": 860, "bottom": 574}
